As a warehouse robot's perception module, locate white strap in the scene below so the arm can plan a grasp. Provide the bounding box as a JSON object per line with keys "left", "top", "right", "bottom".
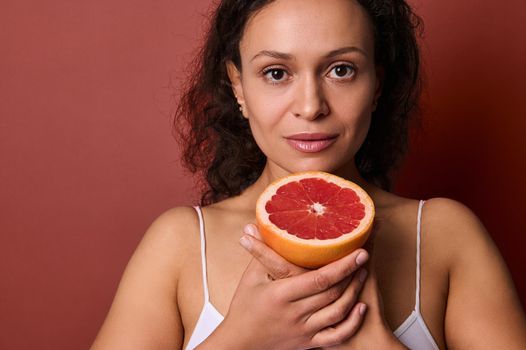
{"left": 415, "top": 200, "right": 425, "bottom": 313}
{"left": 193, "top": 206, "right": 210, "bottom": 302}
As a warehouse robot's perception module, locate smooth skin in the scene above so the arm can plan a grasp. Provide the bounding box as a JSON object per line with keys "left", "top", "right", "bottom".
{"left": 90, "top": 0, "right": 526, "bottom": 349}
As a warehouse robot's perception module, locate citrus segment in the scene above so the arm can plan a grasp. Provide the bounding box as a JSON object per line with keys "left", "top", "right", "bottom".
{"left": 256, "top": 171, "right": 375, "bottom": 268}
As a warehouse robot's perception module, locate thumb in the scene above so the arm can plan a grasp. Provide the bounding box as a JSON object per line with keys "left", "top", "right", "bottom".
{"left": 245, "top": 223, "right": 264, "bottom": 240}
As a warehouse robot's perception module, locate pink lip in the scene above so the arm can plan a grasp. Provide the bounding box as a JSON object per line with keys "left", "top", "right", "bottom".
{"left": 286, "top": 132, "right": 338, "bottom": 140}
{"left": 285, "top": 133, "right": 338, "bottom": 153}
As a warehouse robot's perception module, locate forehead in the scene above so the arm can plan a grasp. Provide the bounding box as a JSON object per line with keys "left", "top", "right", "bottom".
{"left": 240, "top": 0, "right": 375, "bottom": 60}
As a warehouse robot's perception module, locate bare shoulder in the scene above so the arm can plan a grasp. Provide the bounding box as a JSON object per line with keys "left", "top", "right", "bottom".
{"left": 129, "top": 206, "right": 200, "bottom": 278}
{"left": 148, "top": 205, "right": 199, "bottom": 234}
{"left": 420, "top": 198, "right": 526, "bottom": 347}
{"left": 375, "top": 194, "right": 495, "bottom": 275}
{"left": 421, "top": 197, "right": 494, "bottom": 266}
{"left": 423, "top": 197, "right": 484, "bottom": 229}
{"left": 142, "top": 206, "right": 200, "bottom": 258}
{"left": 90, "top": 206, "right": 200, "bottom": 350}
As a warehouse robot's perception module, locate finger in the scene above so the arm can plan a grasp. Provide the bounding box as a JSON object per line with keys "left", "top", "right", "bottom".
{"left": 279, "top": 248, "right": 369, "bottom": 301}
{"left": 295, "top": 275, "right": 352, "bottom": 317}
{"left": 240, "top": 224, "right": 305, "bottom": 279}
{"left": 305, "top": 268, "right": 368, "bottom": 330}
{"left": 244, "top": 223, "right": 263, "bottom": 240}
{"left": 310, "top": 302, "right": 367, "bottom": 348}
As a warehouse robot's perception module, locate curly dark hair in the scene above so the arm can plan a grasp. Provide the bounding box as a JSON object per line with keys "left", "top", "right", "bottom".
{"left": 174, "top": 0, "right": 424, "bottom": 205}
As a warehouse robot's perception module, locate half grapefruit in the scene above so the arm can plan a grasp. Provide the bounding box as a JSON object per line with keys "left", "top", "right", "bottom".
{"left": 256, "top": 171, "right": 375, "bottom": 268}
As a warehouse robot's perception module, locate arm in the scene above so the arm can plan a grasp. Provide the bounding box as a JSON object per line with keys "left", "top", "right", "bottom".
{"left": 430, "top": 198, "right": 526, "bottom": 349}
{"left": 90, "top": 207, "right": 193, "bottom": 350}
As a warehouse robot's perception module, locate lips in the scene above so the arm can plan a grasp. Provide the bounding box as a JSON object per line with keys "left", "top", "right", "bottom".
{"left": 285, "top": 133, "right": 338, "bottom": 153}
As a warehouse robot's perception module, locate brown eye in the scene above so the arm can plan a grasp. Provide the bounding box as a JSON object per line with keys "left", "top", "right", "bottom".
{"left": 270, "top": 69, "right": 285, "bottom": 80}
{"left": 328, "top": 64, "right": 355, "bottom": 79}
{"left": 263, "top": 68, "right": 288, "bottom": 83}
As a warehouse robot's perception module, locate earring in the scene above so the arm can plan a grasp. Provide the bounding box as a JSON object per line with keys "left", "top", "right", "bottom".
{"left": 236, "top": 98, "right": 248, "bottom": 118}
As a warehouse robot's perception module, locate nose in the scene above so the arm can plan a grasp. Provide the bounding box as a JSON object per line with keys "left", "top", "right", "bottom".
{"left": 291, "top": 74, "right": 329, "bottom": 120}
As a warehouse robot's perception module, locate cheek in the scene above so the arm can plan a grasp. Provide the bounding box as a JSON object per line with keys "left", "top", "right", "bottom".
{"left": 327, "top": 85, "right": 374, "bottom": 150}
{"left": 330, "top": 85, "right": 374, "bottom": 124}
{"left": 244, "top": 88, "right": 290, "bottom": 127}
{"left": 356, "top": 113, "right": 372, "bottom": 144}
{"left": 349, "top": 106, "right": 373, "bottom": 145}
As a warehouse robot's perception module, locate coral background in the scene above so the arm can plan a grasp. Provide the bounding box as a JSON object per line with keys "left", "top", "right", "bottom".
{"left": 1, "top": 0, "right": 524, "bottom": 348}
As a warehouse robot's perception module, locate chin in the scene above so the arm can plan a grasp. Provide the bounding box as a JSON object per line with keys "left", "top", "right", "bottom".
{"left": 278, "top": 159, "right": 346, "bottom": 175}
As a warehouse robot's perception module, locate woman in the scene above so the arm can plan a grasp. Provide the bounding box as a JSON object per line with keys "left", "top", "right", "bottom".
{"left": 91, "top": 0, "right": 526, "bottom": 349}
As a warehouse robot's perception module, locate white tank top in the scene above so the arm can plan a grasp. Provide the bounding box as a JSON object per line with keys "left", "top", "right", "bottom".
{"left": 185, "top": 200, "right": 439, "bottom": 350}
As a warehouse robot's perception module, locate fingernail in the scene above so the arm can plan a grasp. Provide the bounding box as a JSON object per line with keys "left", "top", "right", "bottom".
{"left": 359, "top": 269, "right": 368, "bottom": 283}
{"left": 356, "top": 251, "right": 369, "bottom": 266}
{"left": 243, "top": 224, "right": 257, "bottom": 237}
{"left": 359, "top": 303, "right": 367, "bottom": 316}
{"left": 239, "top": 235, "right": 252, "bottom": 250}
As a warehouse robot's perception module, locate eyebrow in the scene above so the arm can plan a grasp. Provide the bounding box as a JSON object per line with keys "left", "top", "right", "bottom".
{"left": 325, "top": 46, "right": 367, "bottom": 58}
{"left": 250, "top": 50, "right": 293, "bottom": 62}
{"left": 250, "top": 46, "right": 367, "bottom": 62}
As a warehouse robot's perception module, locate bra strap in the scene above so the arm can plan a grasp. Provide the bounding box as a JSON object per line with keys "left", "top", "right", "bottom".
{"left": 193, "top": 206, "right": 210, "bottom": 303}
{"left": 415, "top": 199, "right": 426, "bottom": 314}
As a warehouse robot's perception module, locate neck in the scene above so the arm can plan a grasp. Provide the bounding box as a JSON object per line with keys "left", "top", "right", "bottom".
{"left": 243, "top": 160, "right": 380, "bottom": 202}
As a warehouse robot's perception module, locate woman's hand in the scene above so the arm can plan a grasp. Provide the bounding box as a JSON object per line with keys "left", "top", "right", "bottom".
{"left": 201, "top": 224, "right": 370, "bottom": 350}
{"left": 321, "top": 223, "right": 408, "bottom": 350}
{"left": 320, "top": 265, "right": 407, "bottom": 349}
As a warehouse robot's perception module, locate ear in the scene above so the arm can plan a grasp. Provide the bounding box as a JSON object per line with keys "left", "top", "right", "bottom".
{"left": 226, "top": 60, "right": 246, "bottom": 110}
{"left": 372, "top": 65, "right": 384, "bottom": 112}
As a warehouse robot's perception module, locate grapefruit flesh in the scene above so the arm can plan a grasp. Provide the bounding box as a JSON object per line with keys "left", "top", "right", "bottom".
{"left": 256, "top": 171, "right": 375, "bottom": 268}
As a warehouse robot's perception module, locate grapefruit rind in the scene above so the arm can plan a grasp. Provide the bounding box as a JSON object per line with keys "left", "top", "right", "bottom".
{"left": 256, "top": 171, "right": 375, "bottom": 268}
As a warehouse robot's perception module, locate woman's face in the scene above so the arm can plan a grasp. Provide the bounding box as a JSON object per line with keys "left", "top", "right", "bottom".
{"left": 228, "top": 0, "right": 381, "bottom": 179}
